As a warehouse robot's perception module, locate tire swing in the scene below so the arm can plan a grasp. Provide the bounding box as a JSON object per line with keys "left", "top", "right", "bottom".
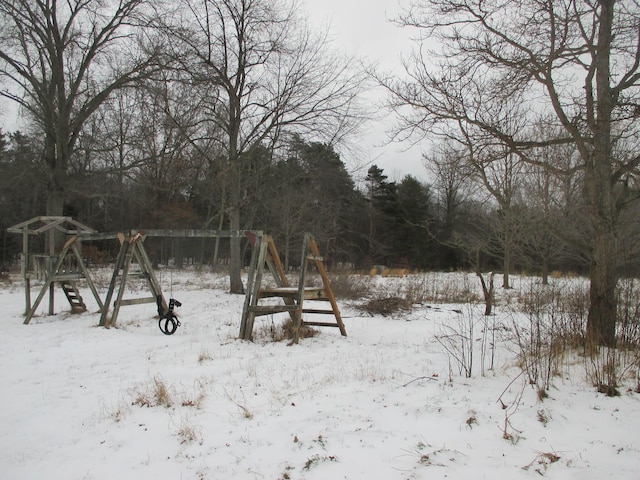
{"left": 156, "top": 263, "right": 182, "bottom": 335}
{"left": 158, "top": 297, "right": 182, "bottom": 335}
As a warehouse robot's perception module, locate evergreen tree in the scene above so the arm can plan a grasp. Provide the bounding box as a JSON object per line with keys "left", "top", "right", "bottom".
{"left": 365, "top": 165, "right": 398, "bottom": 265}
{"left": 395, "top": 175, "right": 434, "bottom": 268}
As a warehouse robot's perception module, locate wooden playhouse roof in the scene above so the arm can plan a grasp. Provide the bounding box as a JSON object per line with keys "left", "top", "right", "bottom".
{"left": 7, "top": 216, "right": 96, "bottom": 236}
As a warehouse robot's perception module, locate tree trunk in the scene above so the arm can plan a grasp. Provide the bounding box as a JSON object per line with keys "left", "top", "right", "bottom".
{"left": 541, "top": 256, "right": 549, "bottom": 286}
{"left": 502, "top": 242, "right": 511, "bottom": 289}
{"left": 228, "top": 202, "right": 244, "bottom": 294}
{"left": 585, "top": 150, "right": 617, "bottom": 347}
{"left": 45, "top": 138, "right": 65, "bottom": 217}
{"left": 585, "top": 0, "right": 617, "bottom": 348}
{"left": 587, "top": 229, "right": 617, "bottom": 347}
{"left": 46, "top": 185, "right": 65, "bottom": 217}
{"left": 477, "top": 271, "right": 494, "bottom": 316}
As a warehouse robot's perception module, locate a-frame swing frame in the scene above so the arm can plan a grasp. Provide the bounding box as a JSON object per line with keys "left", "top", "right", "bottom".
{"left": 240, "top": 233, "right": 347, "bottom": 343}
{"left": 99, "top": 232, "right": 167, "bottom": 328}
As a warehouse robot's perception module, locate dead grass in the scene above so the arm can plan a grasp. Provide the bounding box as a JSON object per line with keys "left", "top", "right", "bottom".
{"left": 198, "top": 348, "right": 213, "bottom": 363}
{"left": 132, "top": 375, "right": 210, "bottom": 408}
{"left": 175, "top": 418, "right": 203, "bottom": 445}
{"left": 255, "top": 317, "right": 318, "bottom": 342}
{"left": 131, "top": 376, "right": 174, "bottom": 408}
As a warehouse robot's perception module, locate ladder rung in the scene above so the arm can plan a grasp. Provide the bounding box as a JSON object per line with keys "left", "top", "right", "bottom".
{"left": 302, "top": 321, "right": 341, "bottom": 328}
{"left": 259, "top": 287, "right": 327, "bottom": 300}
{"left": 302, "top": 308, "right": 336, "bottom": 315}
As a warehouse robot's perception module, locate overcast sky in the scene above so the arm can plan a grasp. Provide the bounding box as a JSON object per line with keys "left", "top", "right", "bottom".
{"left": 302, "top": 0, "right": 428, "bottom": 182}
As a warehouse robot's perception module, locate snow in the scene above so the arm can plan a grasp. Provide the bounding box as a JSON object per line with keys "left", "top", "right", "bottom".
{"left": 1, "top": 270, "right": 639, "bottom": 480}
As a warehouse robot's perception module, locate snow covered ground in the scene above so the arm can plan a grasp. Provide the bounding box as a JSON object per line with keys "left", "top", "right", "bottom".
{"left": 1, "top": 270, "right": 639, "bottom": 480}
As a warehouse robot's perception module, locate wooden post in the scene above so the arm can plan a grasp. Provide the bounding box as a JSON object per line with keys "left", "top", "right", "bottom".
{"left": 22, "top": 230, "right": 29, "bottom": 315}
{"left": 306, "top": 235, "right": 346, "bottom": 337}
{"left": 25, "top": 278, "right": 31, "bottom": 316}
{"left": 240, "top": 234, "right": 262, "bottom": 340}
{"left": 47, "top": 228, "right": 55, "bottom": 315}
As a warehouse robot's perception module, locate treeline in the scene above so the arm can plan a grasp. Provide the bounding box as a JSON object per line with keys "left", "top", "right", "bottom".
{"left": 5, "top": 127, "right": 637, "bottom": 279}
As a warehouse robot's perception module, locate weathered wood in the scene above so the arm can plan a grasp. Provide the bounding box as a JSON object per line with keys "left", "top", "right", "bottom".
{"left": 77, "top": 232, "right": 121, "bottom": 241}
{"left": 306, "top": 234, "right": 347, "bottom": 337}
{"left": 302, "top": 321, "right": 341, "bottom": 328}
{"left": 240, "top": 235, "right": 262, "bottom": 340}
{"left": 8, "top": 218, "right": 101, "bottom": 322}
{"left": 118, "top": 297, "right": 157, "bottom": 306}
{"left": 22, "top": 235, "right": 101, "bottom": 324}
{"left": 100, "top": 233, "right": 167, "bottom": 328}
{"left": 99, "top": 236, "right": 128, "bottom": 327}
{"left": 259, "top": 287, "right": 327, "bottom": 300}
{"left": 8, "top": 216, "right": 95, "bottom": 235}
{"left": 249, "top": 305, "right": 300, "bottom": 315}
{"left": 301, "top": 308, "right": 335, "bottom": 315}
{"left": 61, "top": 281, "right": 87, "bottom": 313}
{"left": 79, "top": 229, "right": 263, "bottom": 242}
{"left": 239, "top": 232, "right": 346, "bottom": 343}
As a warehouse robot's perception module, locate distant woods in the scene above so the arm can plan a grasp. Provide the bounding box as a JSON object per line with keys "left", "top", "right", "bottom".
{"left": 0, "top": 128, "right": 617, "bottom": 279}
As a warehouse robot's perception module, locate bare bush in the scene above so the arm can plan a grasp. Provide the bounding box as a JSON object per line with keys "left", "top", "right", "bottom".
{"left": 358, "top": 296, "right": 412, "bottom": 317}
{"left": 328, "top": 273, "right": 372, "bottom": 300}
{"left": 581, "top": 279, "right": 640, "bottom": 396}
{"left": 586, "top": 347, "right": 622, "bottom": 396}
{"left": 511, "top": 284, "right": 563, "bottom": 394}
{"left": 617, "top": 278, "right": 640, "bottom": 351}
{"left": 435, "top": 306, "right": 476, "bottom": 378}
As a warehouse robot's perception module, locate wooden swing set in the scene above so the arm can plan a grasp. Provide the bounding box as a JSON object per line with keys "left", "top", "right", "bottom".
{"left": 7, "top": 217, "right": 346, "bottom": 343}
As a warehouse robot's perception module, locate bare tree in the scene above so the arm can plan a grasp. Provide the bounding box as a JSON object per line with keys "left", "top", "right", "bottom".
{"left": 381, "top": 0, "right": 640, "bottom": 347}
{"left": 518, "top": 138, "right": 586, "bottom": 283}
{"left": 462, "top": 131, "right": 525, "bottom": 289}
{"left": 0, "top": 0, "right": 165, "bottom": 217}
{"left": 166, "top": 0, "right": 368, "bottom": 293}
{"left": 426, "top": 123, "right": 525, "bottom": 289}
{"left": 424, "top": 141, "right": 475, "bottom": 247}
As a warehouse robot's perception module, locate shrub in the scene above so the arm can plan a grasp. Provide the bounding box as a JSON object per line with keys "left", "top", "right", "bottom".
{"left": 358, "top": 295, "right": 412, "bottom": 316}
{"left": 327, "top": 273, "right": 371, "bottom": 300}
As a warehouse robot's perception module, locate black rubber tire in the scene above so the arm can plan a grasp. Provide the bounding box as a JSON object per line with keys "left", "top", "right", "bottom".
{"left": 159, "top": 314, "right": 178, "bottom": 335}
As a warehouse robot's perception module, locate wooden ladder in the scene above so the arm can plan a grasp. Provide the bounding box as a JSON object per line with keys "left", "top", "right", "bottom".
{"left": 240, "top": 233, "right": 347, "bottom": 343}
{"left": 61, "top": 281, "right": 86, "bottom": 313}
{"left": 99, "top": 232, "right": 167, "bottom": 328}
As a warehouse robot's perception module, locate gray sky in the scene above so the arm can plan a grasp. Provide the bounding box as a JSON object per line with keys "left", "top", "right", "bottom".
{"left": 303, "top": 0, "right": 428, "bottom": 182}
